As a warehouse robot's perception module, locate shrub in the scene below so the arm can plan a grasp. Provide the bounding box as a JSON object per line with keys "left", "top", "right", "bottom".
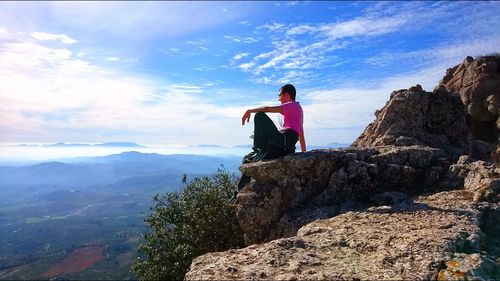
{"left": 131, "top": 168, "right": 244, "bottom": 280}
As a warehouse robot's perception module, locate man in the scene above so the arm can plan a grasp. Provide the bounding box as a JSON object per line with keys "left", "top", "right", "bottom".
{"left": 232, "top": 84, "right": 306, "bottom": 199}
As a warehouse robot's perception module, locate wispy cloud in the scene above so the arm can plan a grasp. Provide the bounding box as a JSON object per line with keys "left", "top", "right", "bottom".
{"left": 170, "top": 84, "right": 203, "bottom": 93}
{"left": 365, "top": 37, "right": 500, "bottom": 70}
{"left": 233, "top": 1, "right": 500, "bottom": 86}
{"left": 232, "top": 52, "right": 249, "bottom": 61}
{"left": 286, "top": 15, "right": 406, "bottom": 40}
{"left": 30, "top": 32, "right": 77, "bottom": 44}
{"left": 0, "top": 34, "right": 250, "bottom": 145}
{"left": 285, "top": 1, "right": 299, "bottom": 7}
{"left": 238, "top": 20, "right": 252, "bottom": 26}
{"left": 164, "top": 48, "right": 180, "bottom": 56}
{"left": 238, "top": 62, "right": 255, "bottom": 72}
{"left": 224, "top": 35, "right": 258, "bottom": 43}
{"left": 258, "top": 23, "right": 286, "bottom": 32}
{"left": 194, "top": 65, "right": 217, "bottom": 72}
{"left": 233, "top": 12, "right": 410, "bottom": 85}
{"left": 185, "top": 39, "right": 210, "bottom": 51}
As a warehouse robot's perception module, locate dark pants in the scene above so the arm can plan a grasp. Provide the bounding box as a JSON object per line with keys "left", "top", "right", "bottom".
{"left": 253, "top": 112, "right": 298, "bottom": 154}
{"left": 238, "top": 112, "right": 298, "bottom": 189}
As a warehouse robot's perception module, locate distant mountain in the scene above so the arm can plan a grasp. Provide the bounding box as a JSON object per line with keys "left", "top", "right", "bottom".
{"left": 96, "top": 142, "right": 145, "bottom": 147}
{"left": 44, "top": 142, "right": 144, "bottom": 147}
{"left": 0, "top": 161, "right": 117, "bottom": 187}
{"left": 308, "top": 143, "right": 350, "bottom": 150}
{"left": 193, "top": 144, "right": 224, "bottom": 148}
{"left": 231, "top": 144, "right": 253, "bottom": 148}
{"left": 70, "top": 151, "right": 240, "bottom": 168}
{"left": 0, "top": 152, "right": 241, "bottom": 195}
{"left": 327, "top": 142, "right": 350, "bottom": 148}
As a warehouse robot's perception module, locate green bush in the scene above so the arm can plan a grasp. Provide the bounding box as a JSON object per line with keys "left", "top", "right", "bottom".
{"left": 131, "top": 168, "right": 245, "bottom": 280}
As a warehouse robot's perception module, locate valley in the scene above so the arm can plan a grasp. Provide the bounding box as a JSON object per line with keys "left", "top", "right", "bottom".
{"left": 0, "top": 151, "right": 241, "bottom": 280}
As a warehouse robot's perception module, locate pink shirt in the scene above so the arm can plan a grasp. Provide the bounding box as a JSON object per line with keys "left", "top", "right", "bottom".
{"left": 280, "top": 101, "right": 303, "bottom": 136}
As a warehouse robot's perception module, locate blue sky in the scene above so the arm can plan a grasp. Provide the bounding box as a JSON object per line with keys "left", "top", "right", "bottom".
{"left": 0, "top": 1, "right": 499, "bottom": 147}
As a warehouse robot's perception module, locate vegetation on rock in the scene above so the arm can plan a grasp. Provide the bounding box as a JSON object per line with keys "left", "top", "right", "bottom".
{"left": 131, "top": 169, "right": 245, "bottom": 280}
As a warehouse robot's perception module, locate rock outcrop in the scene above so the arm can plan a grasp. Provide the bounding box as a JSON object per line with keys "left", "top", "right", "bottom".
{"left": 439, "top": 55, "right": 500, "bottom": 145}
{"left": 235, "top": 145, "right": 450, "bottom": 245}
{"left": 352, "top": 85, "right": 471, "bottom": 160}
{"left": 186, "top": 56, "right": 500, "bottom": 280}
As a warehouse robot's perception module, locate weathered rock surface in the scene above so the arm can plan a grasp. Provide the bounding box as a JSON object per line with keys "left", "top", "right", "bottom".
{"left": 440, "top": 55, "right": 500, "bottom": 144}
{"left": 186, "top": 190, "right": 498, "bottom": 280}
{"left": 352, "top": 85, "right": 471, "bottom": 160}
{"left": 236, "top": 145, "right": 449, "bottom": 245}
{"left": 447, "top": 156, "right": 500, "bottom": 202}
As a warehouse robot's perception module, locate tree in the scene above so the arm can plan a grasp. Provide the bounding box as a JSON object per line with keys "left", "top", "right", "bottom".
{"left": 131, "top": 168, "right": 245, "bottom": 280}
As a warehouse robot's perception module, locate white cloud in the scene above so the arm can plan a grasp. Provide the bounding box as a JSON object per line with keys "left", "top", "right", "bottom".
{"left": 232, "top": 52, "right": 249, "bottom": 60}
{"left": 287, "top": 24, "right": 316, "bottom": 36}
{"left": 0, "top": 36, "right": 253, "bottom": 145}
{"left": 322, "top": 16, "right": 407, "bottom": 40}
{"left": 30, "top": 32, "right": 77, "bottom": 44}
{"left": 236, "top": 38, "right": 344, "bottom": 84}
{"left": 186, "top": 39, "right": 209, "bottom": 51}
{"left": 286, "top": 15, "right": 407, "bottom": 39}
{"left": 164, "top": 48, "right": 180, "bottom": 56}
{"left": 0, "top": 27, "right": 9, "bottom": 38}
{"left": 194, "top": 66, "right": 217, "bottom": 72}
{"left": 259, "top": 23, "right": 286, "bottom": 32}
{"left": 254, "top": 51, "right": 276, "bottom": 60}
{"left": 255, "top": 76, "right": 272, "bottom": 84}
{"left": 171, "top": 84, "right": 203, "bottom": 93}
{"left": 106, "top": 56, "right": 119, "bottom": 61}
{"left": 236, "top": 1, "right": 500, "bottom": 87}
{"left": 276, "top": 70, "right": 315, "bottom": 85}
{"left": 224, "top": 35, "right": 258, "bottom": 43}
{"left": 238, "top": 20, "right": 252, "bottom": 26}
{"left": 239, "top": 14, "right": 408, "bottom": 84}
{"left": 238, "top": 62, "right": 255, "bottom": 72}
{"left": 302, "top": 88, "right": 389, "bottom": 131}
{"left": 1, "top": 2, "right": 255, "bottom": 45}
{"left": 365, "top": 37, "right": 500, "bottom": 70}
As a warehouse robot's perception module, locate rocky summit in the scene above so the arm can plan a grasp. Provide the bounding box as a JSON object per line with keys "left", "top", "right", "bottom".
{"left": 186, "top": 56, "right": 500, "bottom": 280}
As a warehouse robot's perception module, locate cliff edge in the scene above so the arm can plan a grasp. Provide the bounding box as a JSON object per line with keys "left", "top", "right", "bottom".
{"left": 186, "top": 56, "right": 500, "bottom": 280}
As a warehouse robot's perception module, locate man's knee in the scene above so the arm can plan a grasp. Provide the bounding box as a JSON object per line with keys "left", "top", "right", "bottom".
{"left": 254, "top": 111, "right": 267, "bottom": 122}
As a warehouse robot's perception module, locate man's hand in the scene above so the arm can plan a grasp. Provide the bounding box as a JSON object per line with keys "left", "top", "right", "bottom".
{"left": 242, "top": 110, "right": 251, "bottom": 125}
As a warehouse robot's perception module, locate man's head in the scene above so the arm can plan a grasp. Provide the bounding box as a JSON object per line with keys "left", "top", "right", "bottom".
{"left": 279, "top": 84, "right": 296, "bottom": 102}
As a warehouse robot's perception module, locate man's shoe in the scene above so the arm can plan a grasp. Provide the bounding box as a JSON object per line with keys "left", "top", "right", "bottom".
{"left": 237, "top": 174, "right": 251, "bottom": 190}
{"left": 228, "top": 191, "right": 238, "bottom": 204}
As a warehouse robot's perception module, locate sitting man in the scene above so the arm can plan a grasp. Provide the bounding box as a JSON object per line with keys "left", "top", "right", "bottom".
{"left": 231, "top": 84, "right": 306, "bottom": 201}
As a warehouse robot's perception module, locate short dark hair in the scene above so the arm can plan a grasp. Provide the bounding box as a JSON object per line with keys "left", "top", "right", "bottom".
{"left": 280, "top": 84, "right": 296, "bottom": 101}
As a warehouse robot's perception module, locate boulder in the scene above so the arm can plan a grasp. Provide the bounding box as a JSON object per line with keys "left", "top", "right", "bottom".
{"left": 352, "top": 86, "right": 471, "bottom": 160}
{"left": 439, "top": 55, "right": 500, "bottom": 145}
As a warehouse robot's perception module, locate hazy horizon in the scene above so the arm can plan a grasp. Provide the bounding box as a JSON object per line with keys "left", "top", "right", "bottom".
{"left": 0, "top": 141, "right": 350, "bottom": 163}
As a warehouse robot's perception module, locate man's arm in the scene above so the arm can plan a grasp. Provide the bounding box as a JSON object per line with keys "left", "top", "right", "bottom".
{"left": 299, "top": 130, "right": 306, "bottom": 152}
{"left": 242, "top": 106, "right": 282, "bottom": 125}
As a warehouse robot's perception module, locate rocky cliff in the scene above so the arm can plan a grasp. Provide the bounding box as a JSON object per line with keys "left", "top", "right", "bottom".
{"left": 186, "top": 56, "right": 500, "bottom": 280}
{"left": 440, "top": 55, "right": 499, "bottom": 146}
